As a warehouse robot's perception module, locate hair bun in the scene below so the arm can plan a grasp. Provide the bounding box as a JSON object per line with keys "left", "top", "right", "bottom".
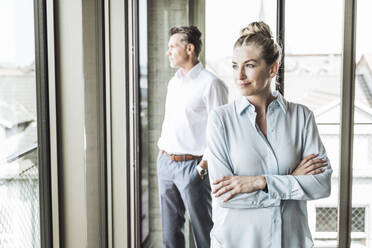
{"left": 240, "top": 21, "right": 272, "bottom": 39}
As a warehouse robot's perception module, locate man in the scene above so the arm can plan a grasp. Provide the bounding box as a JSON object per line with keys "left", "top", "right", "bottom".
{"left": 157, "top": 25, "right": 228, "bottom": 248}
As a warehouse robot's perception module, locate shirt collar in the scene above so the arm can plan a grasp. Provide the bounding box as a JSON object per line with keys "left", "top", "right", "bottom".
{"left": 236, "top": 96, "right": 257, "bottom": 127}
{"left": 237, "top": 90, "right": 288, "bottom": 116}
{"left": 175, "top": 62, "right": 203, "bottom": 80}
{"left": 236, "top": 95, "right": 255, "bottom": 115}
{"left": 272, "top": 90, "right": 288, "bottom": 114}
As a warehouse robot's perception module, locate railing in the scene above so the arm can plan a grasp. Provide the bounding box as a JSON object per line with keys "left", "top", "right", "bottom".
{"left": 0, "top": 144, "right": 40, "bottom": 248}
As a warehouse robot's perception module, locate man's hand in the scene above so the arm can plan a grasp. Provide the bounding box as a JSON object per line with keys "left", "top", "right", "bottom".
{"left": 196, "top": 160, "right": 208, "bottom": 179}
{"left": 292, "top": 153, "right": 328, "bottom": 176}
{"left": 212, "top": 175, "right": 266, "bottom": 202}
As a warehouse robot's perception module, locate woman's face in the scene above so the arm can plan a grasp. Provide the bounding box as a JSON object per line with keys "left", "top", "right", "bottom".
{"left": 232, "top": 45, "right": 276, "bottom": 97}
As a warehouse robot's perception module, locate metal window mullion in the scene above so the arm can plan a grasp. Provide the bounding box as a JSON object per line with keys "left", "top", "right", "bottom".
{"left": 132, "top": 0, "right": 142, "bottom": 245}
{"left": 33, "top": 0, "right": 53, "bottom": 247}
{"left": 338, "top": 0, "right": 357, "bottom": 247}
{"left": 104, "top": 0, "right": 112, "bottom": 246}
{"left": 107, "top": 0, "right": 130, "bottom": 245}
{"left": 276, "top": 0, "right": 285, "bottom": 96}
{"left": 124, "top": 0, "right": 132, "bottom": 246}
{"left": 95, "top": 0, "right": 108, "bottom": 247}
{"left": 128, "top": 0, "right": 140, "bottom": 247}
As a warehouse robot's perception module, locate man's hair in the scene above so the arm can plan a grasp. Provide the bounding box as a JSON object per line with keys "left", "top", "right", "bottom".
{"left": 169, "top": 25, "right": 202, "bottom": 58}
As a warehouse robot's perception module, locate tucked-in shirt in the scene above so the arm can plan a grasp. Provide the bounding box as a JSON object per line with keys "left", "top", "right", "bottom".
{"left": 206, "top": 91, "right": 332, "bottom": 248}
{"left": 158, "top": 63, "right": 228, "bottom": 156}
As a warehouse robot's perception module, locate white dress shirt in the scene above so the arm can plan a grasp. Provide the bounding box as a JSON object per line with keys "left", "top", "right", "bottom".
{"left": 206, "top": 91, "right": 332, "bottom": 248}
{"left": 158, "top": 62, "right": 228, "bottom": 156}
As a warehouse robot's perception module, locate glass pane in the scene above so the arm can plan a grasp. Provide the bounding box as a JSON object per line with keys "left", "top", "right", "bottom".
{"left": 352, "top": 0, "right": 372, "bottom": 247}
{"left": 206, "top": 0, "right": 277, "bottom": 102}
{"left": 142, "top": 1, "right": 191, "bottom": 247}
{"left": 285, "top": 0, "right": 343, "bottom": 247}
{"left": 0, "top": 0, "right": 40, "bottom": 247}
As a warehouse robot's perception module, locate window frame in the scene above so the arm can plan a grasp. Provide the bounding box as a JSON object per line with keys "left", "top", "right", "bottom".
{"left": 34, "top": 0, "right": 53, "bottom": 247}
{"left": 338, "top": 0, "right": 357, "bottom": 247}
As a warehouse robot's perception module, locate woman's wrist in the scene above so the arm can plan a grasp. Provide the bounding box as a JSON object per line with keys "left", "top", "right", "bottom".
{"left": 254, "top": 176, "right": 267, "bottom": 191}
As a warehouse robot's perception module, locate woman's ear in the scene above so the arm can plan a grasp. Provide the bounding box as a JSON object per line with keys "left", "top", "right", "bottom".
{"left": 269, "top": 62, "right": 279, "bottom": 78}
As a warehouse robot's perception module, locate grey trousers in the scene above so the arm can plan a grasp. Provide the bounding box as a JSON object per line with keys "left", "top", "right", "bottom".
{"left": 157, "top": 152, "right": 213, "bottom": 248}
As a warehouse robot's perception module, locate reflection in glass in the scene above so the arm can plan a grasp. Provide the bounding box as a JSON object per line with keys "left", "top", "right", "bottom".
{"left": 0, "top": 0, "right": 40, "bottom": 247}
{"left": 144, "top": 0, "right": 191, "bottom": 246}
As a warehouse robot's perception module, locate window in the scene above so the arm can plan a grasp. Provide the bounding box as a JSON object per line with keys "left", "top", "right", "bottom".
{"left": 0, "top": 0, "right": 51, "bottom": 247}
{"left": 284, "top": 1, "right": 343, "bottom": 247}
{"left": 0, "top": 0, "right": 40, "bottom": 247}
{"left": 133, "top": 0, "right": 369, "bottom": 247}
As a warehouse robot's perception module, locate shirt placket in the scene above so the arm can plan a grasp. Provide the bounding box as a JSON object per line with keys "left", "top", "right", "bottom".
{"left": 253, "top": 104, "right": 283, "bottom": 248}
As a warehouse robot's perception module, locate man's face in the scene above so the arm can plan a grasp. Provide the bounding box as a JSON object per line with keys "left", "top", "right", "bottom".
{"left": 166, "top": 33, "right": 189, "bottom": 68}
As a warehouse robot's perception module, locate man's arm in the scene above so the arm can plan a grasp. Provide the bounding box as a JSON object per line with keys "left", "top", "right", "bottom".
{"left": 198, "top": 78, "right": 228, "bottom": 178}
{"left": 203, "top": 78, "right": 228, "bottom": 113}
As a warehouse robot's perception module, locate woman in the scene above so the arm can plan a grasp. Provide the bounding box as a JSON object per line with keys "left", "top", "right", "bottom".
{"left": 206, "top": 21, "right": 332, "bottom": 248}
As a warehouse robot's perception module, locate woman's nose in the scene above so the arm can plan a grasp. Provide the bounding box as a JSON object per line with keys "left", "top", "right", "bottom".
{"left": 239, "top": 67, "right": 246, "bottom": 80}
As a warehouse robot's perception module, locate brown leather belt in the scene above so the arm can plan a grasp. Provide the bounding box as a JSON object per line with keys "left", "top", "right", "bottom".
{"left": 167, "top": 153, "right": 203, "bottom": 162}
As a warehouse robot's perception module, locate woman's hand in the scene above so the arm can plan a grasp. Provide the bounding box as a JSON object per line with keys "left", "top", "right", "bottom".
{"left": 212, "top": 175, "right": 266, "bottom": 202}
{"left": 292, "top": 153, "right": 328, "bottom": 176}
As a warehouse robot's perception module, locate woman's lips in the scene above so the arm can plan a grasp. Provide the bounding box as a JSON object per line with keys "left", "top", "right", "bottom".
{"left": 239, "top": 82, "right": 252, "bottom": 88}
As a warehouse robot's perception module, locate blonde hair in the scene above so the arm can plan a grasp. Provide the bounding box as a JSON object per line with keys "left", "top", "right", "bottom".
{"left": 234, "top": 21, "right": 282, "bottom": 66}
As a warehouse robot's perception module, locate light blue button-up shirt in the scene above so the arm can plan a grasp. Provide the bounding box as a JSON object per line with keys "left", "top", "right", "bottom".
{"left": 206, "top": 91, "right": 332, "bottom": 248}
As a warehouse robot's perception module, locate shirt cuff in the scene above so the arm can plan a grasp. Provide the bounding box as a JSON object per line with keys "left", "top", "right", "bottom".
{"left": 264, "top": 175, "right": 293, "bottom": 200}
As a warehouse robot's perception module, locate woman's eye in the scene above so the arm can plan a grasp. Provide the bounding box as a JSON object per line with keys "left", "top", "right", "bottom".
{"left": 245, "top": 64, "right": 255, "bottom": 68}
{"left": 232, "top": 64, "right": 238, "bottom": 70}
